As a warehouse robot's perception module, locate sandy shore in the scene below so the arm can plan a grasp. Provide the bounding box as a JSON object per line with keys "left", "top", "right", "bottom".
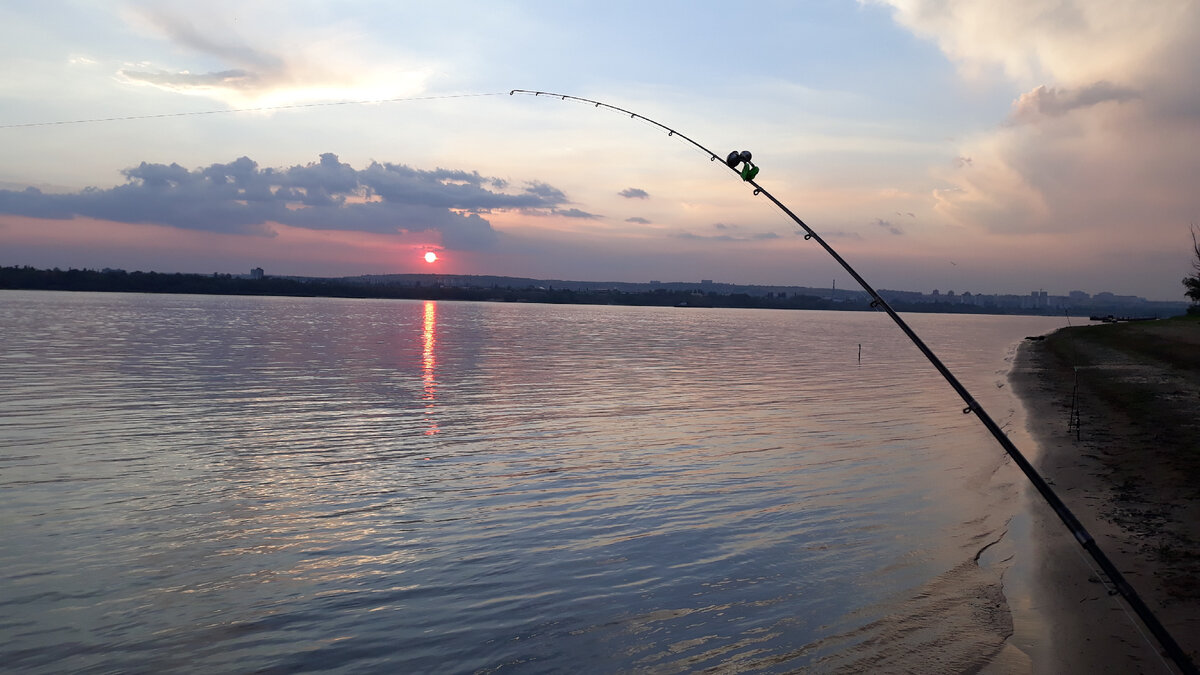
{"left": 1008, "top": 318, "right": 1200, "bottom": 673}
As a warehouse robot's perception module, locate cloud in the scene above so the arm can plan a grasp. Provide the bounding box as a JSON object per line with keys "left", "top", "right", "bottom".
{"left": 873, "top": 218, "right": 904, "bottom": 235}
{"left": 120, "top": 68, "right": 264, "bottom": 92}
{"left": 619, "top": 187, "right": 649, "bottom": 199}
{"left": 132, "top": 7, "right": 285, "bottom": 71}
{"left": 523, "top": 181, "right": 567, "bottom": 202}
{"left": 873, "top": 0, "right": 1191, "bottom": 84}
{"left": 118, "top": 4, "right": 431, "bottom": 106}
{"left": 882, "top": 0, "right": 1200, "bottom": 274}
{"left": 553, "top": 208, "right": 601, "bottom": 219}
{"left": 625, "top": 217, "right": 651, "bottom": 224}
{"left": 0, "top": 153, "right": 578, "bottom": 250}
{"left": 676, "top": 230, "right": 781, "bottom": 242}
{"left": 1007, "top": 82, "right": 1138, "bottom": 124}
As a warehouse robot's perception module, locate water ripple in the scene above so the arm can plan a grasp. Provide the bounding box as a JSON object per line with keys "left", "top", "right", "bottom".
{"left": 0, "top": 291, "right": 1071, "bottom": 673}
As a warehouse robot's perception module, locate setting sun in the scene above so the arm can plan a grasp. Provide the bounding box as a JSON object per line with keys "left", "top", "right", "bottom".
{"left": 423, "top": 251, "right": 438, "bottom": 263}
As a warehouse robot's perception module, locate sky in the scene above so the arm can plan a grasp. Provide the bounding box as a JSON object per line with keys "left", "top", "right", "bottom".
{"left": 1, "top": 1, "right": 1198, "bottom": 300}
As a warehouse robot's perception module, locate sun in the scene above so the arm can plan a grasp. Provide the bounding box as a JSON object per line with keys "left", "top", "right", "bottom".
{"left": 423, "top": 251, "right": 438, "bottom": 264}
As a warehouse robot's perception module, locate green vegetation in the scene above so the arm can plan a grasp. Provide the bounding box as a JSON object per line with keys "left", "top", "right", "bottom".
{"left": 1048, "top": 314, "right": 1200, "bottom": 370}
{"left": 1185, "top": 226, "right": 1200, "bottom": 314}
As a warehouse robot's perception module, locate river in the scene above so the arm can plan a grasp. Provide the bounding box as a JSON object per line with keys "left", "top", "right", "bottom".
{"left": 1, "top": 291, "right": 1080, "bottom": 672}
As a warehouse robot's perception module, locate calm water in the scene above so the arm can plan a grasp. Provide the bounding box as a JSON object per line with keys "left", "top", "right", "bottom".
{"left": 1, "top": 291, "right": 1073, "bottom": 673}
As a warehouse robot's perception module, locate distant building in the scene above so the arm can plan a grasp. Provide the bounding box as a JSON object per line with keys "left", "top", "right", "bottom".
{"left": 251, "top": 267, "right": 264, "bottom": 280}
{"left": 701, "top": 279, "right": 714, "bottom": 285}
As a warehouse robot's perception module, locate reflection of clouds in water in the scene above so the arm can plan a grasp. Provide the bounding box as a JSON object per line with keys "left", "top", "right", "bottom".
{"left": 422, "top": 300, "right": 438, "bottom": 436}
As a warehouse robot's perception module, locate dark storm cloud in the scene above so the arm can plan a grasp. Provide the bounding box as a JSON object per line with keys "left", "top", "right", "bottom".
{"left": 619, "top": 188, "right": 649, "bottom": 199}
{"left": 0, "top": 153, "right": 576, "bottom": 250}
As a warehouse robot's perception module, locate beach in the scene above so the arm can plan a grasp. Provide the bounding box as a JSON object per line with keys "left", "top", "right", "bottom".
{"left": 1010, "top": 316, "right": 1200, "bottom": 672}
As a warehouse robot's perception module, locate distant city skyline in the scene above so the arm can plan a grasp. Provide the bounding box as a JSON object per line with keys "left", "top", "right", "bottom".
{"left": 2, "top": 2, "right": 1198, "bottom": 302}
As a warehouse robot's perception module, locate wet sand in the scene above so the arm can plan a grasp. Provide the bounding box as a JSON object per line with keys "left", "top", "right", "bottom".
{"left": 1009, "top": 317, "right": 1200, "bottom": 672}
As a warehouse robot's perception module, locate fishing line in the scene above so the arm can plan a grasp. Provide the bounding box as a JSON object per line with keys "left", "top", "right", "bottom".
{"left": 509, "top": 88, "right": 1197, "bottom": 675}
{"left": 0, "top": 92, "right": 509, "bottom": 129}
{"left": 1063, "top": 530, "right": 1176, "bottom": 674}
{"left": 3, "top": 82, "right": 1193, "bottom": 670}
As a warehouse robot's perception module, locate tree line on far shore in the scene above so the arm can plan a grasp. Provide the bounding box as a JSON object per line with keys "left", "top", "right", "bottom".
{"left": 0, "top": 265, "right": 851, "bottom": 309}
{"left": 3, "top": 264, "right": 1192, "bottom": 317}
{"left": 0, "top": 265, "right": 1007, "bottom": 314}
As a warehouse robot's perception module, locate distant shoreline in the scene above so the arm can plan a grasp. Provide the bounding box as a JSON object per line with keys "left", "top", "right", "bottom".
{"left": 1, "top": 266, "right": 1185, "bottom": 318}
{"left": 1009, "top": 316, "right": 1200, "bottom": 670}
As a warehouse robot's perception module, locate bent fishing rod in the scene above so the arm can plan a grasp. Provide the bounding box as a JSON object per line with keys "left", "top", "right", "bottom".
{"left": 511, "top": 89, "right": 1196, "bottom": 674}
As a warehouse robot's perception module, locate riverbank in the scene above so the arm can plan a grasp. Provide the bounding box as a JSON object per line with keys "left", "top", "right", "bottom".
{"left": 1010, "top": 315, "right": 1200, "bottom": 672}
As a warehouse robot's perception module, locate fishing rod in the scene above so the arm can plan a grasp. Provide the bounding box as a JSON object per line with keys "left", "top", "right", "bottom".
{"left": 511, "top": 89, "right": 1197, "bottom": 675}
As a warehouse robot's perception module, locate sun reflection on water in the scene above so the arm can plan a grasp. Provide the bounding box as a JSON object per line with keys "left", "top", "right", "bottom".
{"left": 421, "top": 301, "right": 438, "bottom": 435}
